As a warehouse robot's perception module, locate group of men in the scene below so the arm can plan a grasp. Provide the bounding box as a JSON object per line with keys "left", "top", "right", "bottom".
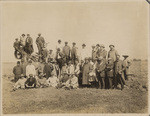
{"left": 13, "top": 34, "right": 131, "bottom": 91}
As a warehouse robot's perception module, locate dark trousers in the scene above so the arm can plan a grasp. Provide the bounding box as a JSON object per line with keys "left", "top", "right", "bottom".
{"left": 114, "top": 73, "right": 124, "bottom": 90}
{"left": 108, "top": 77, "right": 113, "bottom": 89}
{"left": 97, "top": 76, "right": 105, "bottom": 89}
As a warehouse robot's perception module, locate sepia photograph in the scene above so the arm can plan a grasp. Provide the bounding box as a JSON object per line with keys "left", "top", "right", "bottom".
{"left": 0, "top": 0, "right": 149, "bottom": 115}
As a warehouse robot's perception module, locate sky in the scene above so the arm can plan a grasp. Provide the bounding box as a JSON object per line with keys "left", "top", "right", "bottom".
{"left": 1, "top": 1, "right": 149, "bottom": 62}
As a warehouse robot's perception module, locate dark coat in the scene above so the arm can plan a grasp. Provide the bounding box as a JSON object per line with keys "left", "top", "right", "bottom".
{"left": 43, "top": 63, "right": 54, "bottom": 79}
{"left": 96, "top": 60, "right": 106, "bottom": 78}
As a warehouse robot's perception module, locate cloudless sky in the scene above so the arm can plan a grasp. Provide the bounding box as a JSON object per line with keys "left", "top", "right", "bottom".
{"left": 1, "top": 1, "right": 148, "bottom": 62}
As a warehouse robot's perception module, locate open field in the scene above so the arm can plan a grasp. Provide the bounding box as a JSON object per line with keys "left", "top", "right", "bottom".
{"left": 2, "top": 60, "right": 148, "bottom": 114}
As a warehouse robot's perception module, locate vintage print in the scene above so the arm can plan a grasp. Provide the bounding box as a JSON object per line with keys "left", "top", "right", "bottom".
{"left": 1, "top": 0, "right": 149, "bottom": 115}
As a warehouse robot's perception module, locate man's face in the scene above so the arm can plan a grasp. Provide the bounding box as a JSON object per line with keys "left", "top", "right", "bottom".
{"left": 58, "top": 41, "right": 61, "bottom": 44}
{"left": 110, "top": 46, "right": 114, "bottom": 50}
{"left": 17, "top": 63, "right": 20, "bottom": 66}
{"left": 100, "top": 47, "right": 104, "bottom": 50}
{"left": 85, "top": 59, "right": 88, "bottom": 63}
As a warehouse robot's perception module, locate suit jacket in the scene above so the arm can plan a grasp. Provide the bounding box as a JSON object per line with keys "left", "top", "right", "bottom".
{"left": 108, "top": 49, "right": 118, "bottom": 62}
{"left": 63, "top": 45, "right": 70, "bottom": 57}
{"left": 96, "top": 60, "right": 106, "bottom": 77}
{"left": 97, "top": 49, "right": 107, "bottom": 59}
{"left": 114, "top": 60, "right": 125, "bottom": 75}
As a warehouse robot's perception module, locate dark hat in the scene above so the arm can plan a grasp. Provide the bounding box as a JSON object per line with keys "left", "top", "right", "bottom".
{"left": 122, "top": 55, "right": 129, "bottom": 58}
{"left": 29, "top": 74, "right": 33, "bottom": 77}
{"left": 65, "top": 42, "right": 68, "bottom": 44}
{"left": 49, "top": 49, "right": 53, "bottom": 51}
{"left": 38, "top": 33, "right": 41, "bottom": 36}
{"left": 22, "top": 34, "right": 25, "bottom": 36}
{"left": 27, "top": 34, "right": 30, "bottom": 36}
{"left": 96, "top": 44, "right": 100, "bottom": 47}
{"left": 57, "top": 48, "right": 60, "bottom": 51}
{"left": 58, "top": 40, "right": 61, "bottom": 42}
{"left": 72, "top": 42, "right": 76, "bottom": 45}
{"left": 109, "top": 44, "right": 115, "bottom": 47}
{"left": 15, "top": 38, "right": 18, "bottom": 40}
{"left": 82, "top": 44, "right": 86, "bottom": 46}
{"left": 17, "top": 61, "right": 20, "bottom": 64}
{"left": 85, "top": 57, "right": 89, "bottom": 60}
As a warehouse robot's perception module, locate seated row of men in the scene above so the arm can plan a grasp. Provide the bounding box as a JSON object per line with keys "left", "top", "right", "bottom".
{"left": 13, "top": 53, "right": 131, "bottom": 91}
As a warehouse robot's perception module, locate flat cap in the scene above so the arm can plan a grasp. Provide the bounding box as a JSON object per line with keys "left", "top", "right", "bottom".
{"left": 82, "top": 44, "right": 86, "bottom": 46}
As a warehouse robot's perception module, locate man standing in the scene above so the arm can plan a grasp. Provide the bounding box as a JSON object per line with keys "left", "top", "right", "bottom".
{"left": 123, "top": 55, "right": 131, "bottom": 80}
{"left": 13, "top": 61, "right": 23, "bottom": 82}
{"left": 106, "top": 58, "right": 114, "bottom": 89}
{"left": 71, "top": 42, "right": 78, "bottom": 64}
{"left": 56, "top": 40, "right": 63, "bottom": 52}
{"left": 96, "top": 57, "right": 106, "bottom": 89}
{"left": 97, "top": 44, "right": 107, "bottom": 59}
{"left": 21, "top": 59, "right": 27, "bottom": 77}
{"left": 36, "top": 33, "right": 45, "bottom": 55}
{"left": 43, "top": 59, "right": 54, "bottom": 79}
{"left": 91, "top": 45, "right": 97, "bottom": 62}
{"left": 80, "top": 44, "right": 88, "bottom": 61}
{"left": 25, "top": 34, "right": 34, "bottom": 55}
{"left": 114, "top": 55, "right": 125, "bottom": 90}
{"left": 108, "top": 45, "right": 119, "bottom": 62}
{"left": 26, "top": 60, "right": 36, "bottom": 78}
{"left": 13, "top": 38, "right": 20, "bottom": 51}
{"left": 20, "top": 34, "right": 26, "bottom": 47}
{"left": 63, "top": 42, "right": 71, "bottom": 64}
{"left": 82, "top": 57, "right": 93, "bottom": 87}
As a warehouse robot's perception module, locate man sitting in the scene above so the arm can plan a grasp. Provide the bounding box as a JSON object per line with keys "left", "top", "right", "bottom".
{"left": 12, "top": 74, "right": 27, "bottom": 91}
{"left": 25, "top": 74, "right": 37, "bottom": 88}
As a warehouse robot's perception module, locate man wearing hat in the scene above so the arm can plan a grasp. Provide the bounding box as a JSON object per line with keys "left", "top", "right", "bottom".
{"left": 71, "top": 42, "right": 78, "bottom": 64}
{"left": 108, "top": 44, "right": 119, "bottom": 62}
{"left": 20, "top": 34, "right": 26, "bottom": 47}
{"left": 97, "top": 44, "right": 107, "bottom": 60}
{"left": 13, "top": 61, "right": 23, "bottom": 82}
{"left": 63, "top": 42, "right": 71, "bottom": 64}
{"left": 82, "top": 57, "right": 93, "bottom": 86}
{"left": 26, "top": 60, "right": 36, "bottom": 78}
{"left": 56, "top": 39, "right": 63, "bottom": 52}
{"left": 80, "top": 44, "right": 89, "bottom": 61}
{"left": 36, "top": 33, "right": 45, "bottom": 55}
{"left": 25, "top": 34, "right": 34, "bottom": 55}
{"left": 122, "top": 55, "right": 131, "bottom": 80}
{"left": 105, "top": 58, "right": 114, "bottom": 89}
{"left": 91, "top": 45, "right": 97, "bottom": 62}
{"left": 13, "top": 38, "right": 20, "bottom": 51}
{"left": 43, "top": 58, "right": 54, "bottom": 79}
{"left": 96, "top": 56, "right": 106, "bottom": 89}
{"left": 114, "top": 55, "right": 125, "bottom": 90}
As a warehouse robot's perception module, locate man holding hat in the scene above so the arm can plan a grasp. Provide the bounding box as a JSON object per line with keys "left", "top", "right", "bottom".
{"left": 96, "top": 56, "right": 106, "bottom": 89}
{"left": 63, "top": 42, "right": 71, "bottom": 64}
{"left": 71, "top": 42, "right": 78, "bottom": 64}
{"left": 36, "top": 33, "right": 45, "bottom": 55}
{"left": 108, "top": 44, "right": 119, "bottom": 62}
{"left": 97, "top": 44, "right": 107, "bottom": 60}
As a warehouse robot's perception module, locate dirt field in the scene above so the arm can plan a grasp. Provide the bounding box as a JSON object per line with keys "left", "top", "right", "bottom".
{"left": 2, "top": 60, "right": 148, "bottom": 114}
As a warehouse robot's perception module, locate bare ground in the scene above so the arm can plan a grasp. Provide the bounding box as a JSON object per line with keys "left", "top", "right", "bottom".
{"left": 2, "top": 61, "right": 148, "bottom": 114}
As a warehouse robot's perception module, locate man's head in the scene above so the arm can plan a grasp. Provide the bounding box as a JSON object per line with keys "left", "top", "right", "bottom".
{"left": 109, "top": 45, "right": 115, "bottom": 50}
{"left": 97, "top": 56, "right": 103, "bottom": 63}
{"left": 17, "top": 61, "right": 20, "bottom": 66}
{"left": 75, "top": 59, "right": 79, "bottom": 64}
{"left": 100, "top": 44, "right": 105, "bottom": 50}
{"left": 49, "top": 49, "right": 53, "bottom": 53}
{"left": 72, "top": 42, "right": 76, "bottom": 46}
{"left": 22, "top": 34, "right": 25, "bottom": 37}
{"left": 21, "top": 59, "right": 24, "bottom": 63}
{"left": 15, "top": 38, "right": 18, "bottom": 41}
{"left": 58, "top": 40, "right": 61, "bottom": 44}
{"left": 38, "top": 33, "right": 41, "bottom": 36}
{"left": 82, "top": 44, "right": 86, "bottom": 48}
{"left": 122, "top": 55, "right": 129, "bottom": 59}
{"left": 65, "top": 42, "right": 68, "bottom": 46}
{"left": 92, "top": 45, "right": 95, "bottom": 49}
{"left": 20, "top": 74, "right": 25, "bottom": 79}
{"left": 27, "top": 34, "right": 30, "bottom": 37}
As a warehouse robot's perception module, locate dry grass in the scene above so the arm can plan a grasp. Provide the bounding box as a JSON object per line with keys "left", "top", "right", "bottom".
{"left": 2, "top": 60, "right": 148, "bottom": 114}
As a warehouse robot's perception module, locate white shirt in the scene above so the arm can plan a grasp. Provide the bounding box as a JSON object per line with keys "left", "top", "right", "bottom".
{"left": 56, "top": 43, "right": 63, "bottom": 52}
{"left": 80, "top": 48, "right": 89, "bottom": 61}
{"left": 26, "top": 64, "right": 36, "bottom": 77}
